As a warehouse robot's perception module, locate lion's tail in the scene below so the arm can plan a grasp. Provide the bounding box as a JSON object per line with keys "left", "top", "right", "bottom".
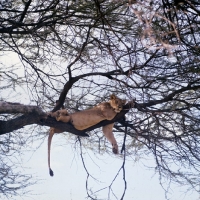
{"left": 48, "top": 128, "right": 54, "bottom": 177}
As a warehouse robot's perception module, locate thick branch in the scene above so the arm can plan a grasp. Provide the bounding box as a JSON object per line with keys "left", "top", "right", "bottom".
{"left": 0, "top": 113, "right": 39, "bottom": 135}
{"left": 19, "top": 0, "right": 32, "bottom": 23}
{"left": 0, "top": 111, "right": 89, "bottom": 137}
{"left": 0, "top": 101, "right": 44, "bottom": 114}
{"left": 1, "top": 82, "right": 199, "bottom": 136}
{"left": 0, "top": 101, "right": 132, "bottom": 136}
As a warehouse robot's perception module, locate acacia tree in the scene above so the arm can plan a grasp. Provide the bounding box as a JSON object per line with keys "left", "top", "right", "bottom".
{"left": 0, "top": 0, "right": 200, "bottom": 199}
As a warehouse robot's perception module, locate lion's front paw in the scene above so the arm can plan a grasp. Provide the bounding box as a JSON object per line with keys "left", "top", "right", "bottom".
{"left": 56, "top": 115, "right": 61, "bottom": 121}
{"left": 48, "top": 111, "right": 61, "bottom": 119}
{"left": 112, "top": 144, "right": 118, "bottom": 154}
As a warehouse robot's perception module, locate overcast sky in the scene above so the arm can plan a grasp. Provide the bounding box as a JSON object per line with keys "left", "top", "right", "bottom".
{"left": 11, "top": 134, "right": 199, "bottom": 200}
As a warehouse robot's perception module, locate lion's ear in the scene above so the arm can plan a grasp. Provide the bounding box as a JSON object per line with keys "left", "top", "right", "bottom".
{"left": 110, "top": 94, "right": 116, "bottom": 100}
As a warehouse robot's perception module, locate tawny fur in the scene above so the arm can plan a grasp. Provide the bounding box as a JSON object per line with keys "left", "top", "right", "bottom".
{"left": 48, "top": 94, "right": 126, "bottom": 176}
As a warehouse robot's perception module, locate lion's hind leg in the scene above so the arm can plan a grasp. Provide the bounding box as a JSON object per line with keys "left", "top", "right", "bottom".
{"left": 56, "top": 114, "right": 71, "bottom": 123}
{"left": 49, "top": 110, "right": 59, "bottom": 118}
{"left": 49, "top": 109, "right": 70, "bottom": 122}
{"left": 55, "top": 109, "right": 70, "bottom": 122}
{"left": 49, "top": 109, "right": 69, "bottom": 118}
{"left": 59, "top": 109, "right": 69, "bottom": 116}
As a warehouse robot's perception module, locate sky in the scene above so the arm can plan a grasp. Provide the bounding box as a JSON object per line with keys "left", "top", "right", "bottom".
{"left": 1, "top": 53, "right": 200, "bottom": 200}
{"left": 12, "top": 134, "right": 199, "bottom": 200}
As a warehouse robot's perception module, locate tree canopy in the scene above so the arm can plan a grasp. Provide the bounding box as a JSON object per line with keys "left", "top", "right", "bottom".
{"left": 0, "top": 0, "right": 200, "bottom": 199}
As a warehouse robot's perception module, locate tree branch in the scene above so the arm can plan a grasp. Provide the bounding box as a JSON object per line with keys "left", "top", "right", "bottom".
{"left": 0, "top": 101, "right": 132, "bottom": 136}
{"left": 0, "top": 101, "right": 44, "bottom": 115}
{"left": 135, "top": 84, "right": 200, "bottom": 111}
{"left": 1, "top": 81, "right": 199, "bottom": 136}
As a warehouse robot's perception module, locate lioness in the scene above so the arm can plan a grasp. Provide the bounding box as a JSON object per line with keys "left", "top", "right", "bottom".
{"left": 48, "top": 94, "right": 126, "bottom": 176}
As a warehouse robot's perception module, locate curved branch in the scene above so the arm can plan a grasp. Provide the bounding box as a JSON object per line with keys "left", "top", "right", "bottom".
{"left": 52, "top": 70, "right": 124, "bottom": 112}
{"left": 135, "top": 84, "right": 200, "bottom": 111}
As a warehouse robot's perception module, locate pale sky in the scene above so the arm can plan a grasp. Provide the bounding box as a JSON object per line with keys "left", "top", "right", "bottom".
{"left": 12, "top": 133, "right": 199, "bottom": 200}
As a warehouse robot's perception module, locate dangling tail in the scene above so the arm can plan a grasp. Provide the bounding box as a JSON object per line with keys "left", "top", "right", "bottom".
{"left": 48, "top": 128, "right": 54, "bottom": 176}
{"left": 49, "top": 168, "right": 54, "bottom": 176}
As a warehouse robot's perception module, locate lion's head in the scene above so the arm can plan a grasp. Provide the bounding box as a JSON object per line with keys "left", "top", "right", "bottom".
{"left": 109, "top": 94, "right": 126, "bottom": 113}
